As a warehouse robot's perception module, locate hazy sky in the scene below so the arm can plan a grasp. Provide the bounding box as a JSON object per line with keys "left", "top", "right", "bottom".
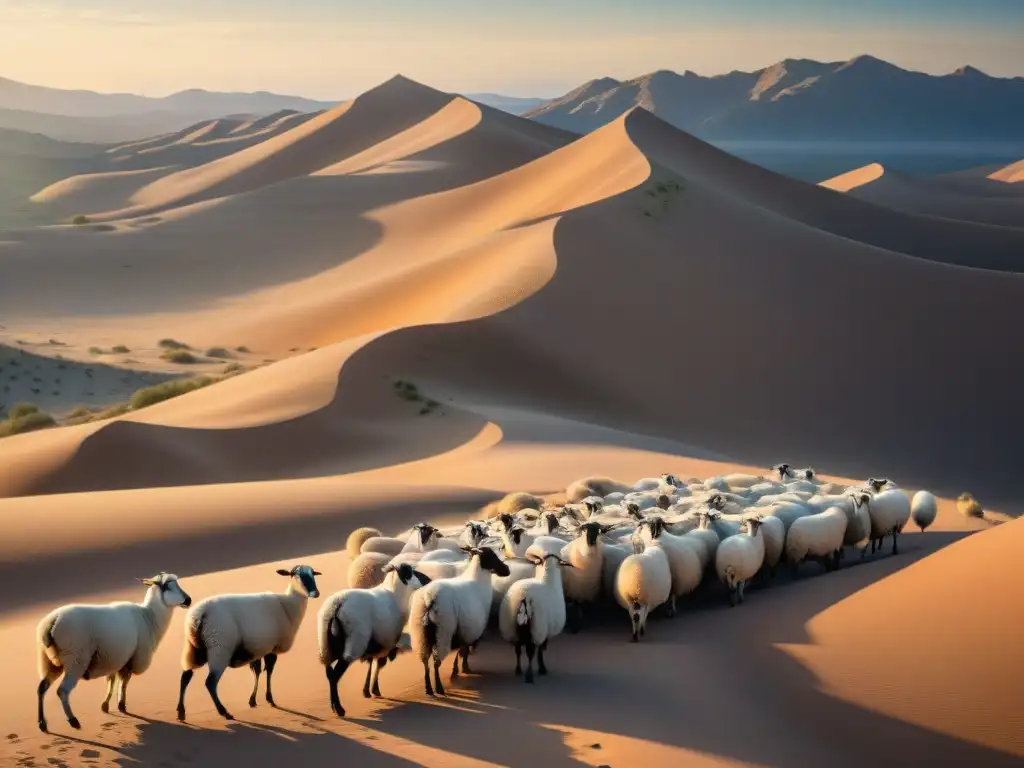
{"left": 2, "top": 0, "right": 1022, "bottom": 98}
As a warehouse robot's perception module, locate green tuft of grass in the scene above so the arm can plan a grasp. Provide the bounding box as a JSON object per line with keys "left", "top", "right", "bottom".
{"left": 393, "top": 379, "right": 421, "bottom": 402}
{"left": 65, "top": 405, "right": 95, "bottom": 420}
{"left": 130, "top": 377, "right": 214, "bottom": 410}
{"left": 222, "top": 362, "right": 245, "bottom": 375}
{"left": 204, "top": 347, "right": 232, "bottom": 359}
{"left": 71, "top": 214, "right": 90, "bottom": 226}
{"left": 235, "top": 346, "right": 251, "bottom": 354}
{"left": 160, "top": 350, "right": 199, "bottom": 364}
{"left": 111, "top": 344, "right": 131, "bottom": 354}
{"left": 9, "top": 402, "right": 39, "bottom": 419}
{"left": 157, "top": 338, "right": 191, "bottom": 351}
{"left": 88, "top": 346, "right": 104, "bottom": 355}
{"left": 0, "top": 409, "right": 55, "bottom": 437}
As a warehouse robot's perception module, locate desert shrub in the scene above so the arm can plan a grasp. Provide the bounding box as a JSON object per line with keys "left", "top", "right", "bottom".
{"left": 130, "top": 377, "right": 213, "bottom": 409}
{"left": 65, "top": 405, "right": 94, "bottom": 420}
{"left": 157, "top": 338, "right": 191, "bottom": 350}
{"left": 393, "top": 379, "right": 420, "bottom": 401}
{"left": 92, "top": 403, "right": 131, "bottom": 421}
{"left": 0, "top": 409, "right": 55, "bottom": 437}
{"left": 160, "top": 350, "right": 199, "bottom": 364}
{"left": 88, "top": 346, "right": 104, "bottom": 355}
{"left": 71, "top": 214, "right": 89, "bottom": 226}
{"left": 223, "top": 362, "right": 244, "bottom": 375}
{"left": 9, "top": 402, "right": 39, "bottom": 419}
{"left": 204, "top": 347, "right": 232, "bottom": 359}
{"left": 235, "top": 346, "right": 251, "bottom": 354}
{"left": 111, "top": 344, "right": 131, "bottom": 354}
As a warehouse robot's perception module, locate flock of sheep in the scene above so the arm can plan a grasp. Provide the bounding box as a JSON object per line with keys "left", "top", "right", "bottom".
{"left": 34, "top": 464, "right": 939, "bottom": 733}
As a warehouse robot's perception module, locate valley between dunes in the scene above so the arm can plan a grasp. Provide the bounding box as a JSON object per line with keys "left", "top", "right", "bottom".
{"left": 1, "top": 75, "right": 1021, "bottom": 767}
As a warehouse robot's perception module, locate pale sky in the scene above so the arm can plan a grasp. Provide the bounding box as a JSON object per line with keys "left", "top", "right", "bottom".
{"left": 1, "top": 0, "right": 1022, "bottom": 98}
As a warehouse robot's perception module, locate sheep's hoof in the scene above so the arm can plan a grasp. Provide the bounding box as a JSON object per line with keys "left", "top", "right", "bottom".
{"left": 425, "top": 689, "right": 435, "bottom": 697}
{"left": 362, "top": 688, "right": 372, "bottom": 699}
{"left": 514, "top": 666, "right": 522, "bottom": 676}
{"left": 630, "top": 633, "right": 639, "bottom": 643}
{"left": 332, "top": 704, "right": 346, "bottom": 718}
{"left": 176, "top": 709, "right": 186, "bottom": 722}
{"left": 219, "top": 710, "right": 234, "bottom": 721}
{"left": 38, "top": 719, "right": 47, "bottom": 733}
{"left": 68, "top": 717, "right": 81, "bottom": 730}
{"left": 372, "top": 685, "right": 382, "bottom": 697}
{"left": 266, "top": 695, "right": 276, "bottom": 708}
{"left": 117, "top": 702, "right": 127, "bottom": 714}
{"left": 100, "top": 701, "right": 109, "bottom": 713}
{"left": 248, "top": 696, "right": 258, "bottom": 708}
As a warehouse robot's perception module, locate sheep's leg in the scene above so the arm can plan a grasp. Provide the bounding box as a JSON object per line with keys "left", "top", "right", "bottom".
{"left": 450, "top": 652, "right": 460, "bottom": 680}
{"left": 728, "top": 587, "right": 738, "bottom": 607}
{"left": 176, "top": 669, "right": 193, "bottom": 721}
{"left": 537, "top": 641, "right": 548, "bottom": 676}
{"left": 101, "top": 674, "right": 116, "bottom": 713}
{"left": 892, "top": 530, "right": 899, "bottom": 556}
{"left": 116, "top": 669, "right": 132, "bottom": 714}
{"left": 204, "top": 667, "right": 233, "bottom": 720}
{"left": 371, "top": 656, "right": 386, "bottom": 697}
{"left": 459, "top": 645, "right": 472, "bottom": 674}
{"left": 630, "top": 605, "right": 642, "bottom": 641}
{"left": 247, "top": 659, "right": 262, "bottom": 707}
{"left": 432, "top": 654, "right": 445, "bottom": 696}
{"left": 565, "top": 599, "right": 581, "bottom": 634}
{"left": 667, "top": 594, "right": 677, "bottom": 618}
{"left": 523, "top": 642, "right": 536, "bottom": 684}
{"left": 264, "top": 652, "right": 278, "bottom": 707}
{"left": 327, "top": 660, "right": 348, "bottom": 717}
{"left": 362, "top": 660, "right": 374, "bottom": 698}
{"left": 56, "top": 669, "right": 83, "bottom": 729}
{"left": 422, "top": 658, "right": 435, "bottom": 697}
{"left": 513, "top": 643, "right": 523, "bottom": 675}
{"left": 37, "top": 663, "right": 60, "bottom": 733}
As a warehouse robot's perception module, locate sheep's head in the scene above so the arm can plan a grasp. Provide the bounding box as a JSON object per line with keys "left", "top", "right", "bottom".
{"left": 640, "top": 517, "right": 665, "bottom": 540}
{"left": 772, "top": 463, "right": 792, "bottom": 480}
{"left": 275, "top": 564, "right": 321, "bottom": 598}
{"left": 866, "top": 477, "right": 891, "bottom": 493}
{"left": 662, "top": 473, "right": 682, "bottom": 487}
{"left": 464, "top": 520, "right": 488, "bottom": 546}
{"left": 584, "top": 499, "right": 603, "bottom": 516}
{"left": 383, "top": 562, "right": 431, "bottom": 589}
{"left": 543, "top": 511, "right": 561, "bottom": 534}
{"left": 508, "top": 525, "right": 528, "bottom": 546}
{"left": 656, "top": 494, "right": 671, "bottom": 511}
{"left": 498, "top": 512, "right": 517, "bottom": 533}
{"left": 525, "top": 551, "right": 575, "bottom": 569}
{"left": 707, "top": 493, "right": 727, "bottom": 511}
{"left": 744, "top": 515, "right": 765, "bottom": 535}
{"left": 849, "top": 491, "right": 872, "bottom": 509}
{"left": 413, "top": 522, "right": 442, "bottom": 546}
{"left": 707, "top": 510, "right": 723, "bottom": 522}
{"left": 626, "top": 502, "right": 643, "bottom": 520}
{"left": 140, "top": 573, "right": 191, "bottom": 608}
{"left": 461, "top": 545, "right": 511, "bottom": 577}
{"left": 801, "top": 467, "right": 815, "bottom": 481}
{"left": 577, "top": 521, "right": 609, "bottom": 547}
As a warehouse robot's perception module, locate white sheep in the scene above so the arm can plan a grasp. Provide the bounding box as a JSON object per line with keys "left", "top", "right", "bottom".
{"left": 911, "top": 490, "right": 938, "bottom": 532}
{"left": 409, "top": 546, "right": 511, "bottom": 696}
{"left": 346, "top": 527, "right": 383, "bottom": 559}
{"left": 559, "top": 521, "right": 612, "bottom": 632}
{"left": 501, "top": 525, "right": 567, "bottom": 559}
{"left": 566, "top": 476, "right": 633, "bottom": 503}
{"left": 683, "top": 510, "right": 721, "bottom": 567}
{"left": 721, "top": 473, "right": 765, "bottom": 490}
{"left": 714, "top": 517, "right": 766, "bottom": 606}
{"left": 757, "top": 500, "right": 813, "bottom": 532}
{"left": 600, "top": 540, "right": 632, "bottom": 599}
{"left": 498, "top": 548, "right": 573, "bottom": 683}
{"left": 36, "top": 574, "right": 192, "bottom": 732}
{"left": 747, "top": 513, "right": 784, "bottom": 579}
{"left": 318, "top": 562, "right": 430, "bottom": 717}
{"left": 614, "top": 535, "right": 671, "bottom": 642}
{"left": 636, "top": 518, "right": 704, "bottom": 615}
{"left": 176, "top": 565, "right": 321, "bottom": 722}
{"left": 347, "top": 552, "right": 391, "bottom": 590}
{"left": 633, "top": 473, "right": 682, "bottom": 492}
{"left": 855, "top": 489, "right": 911, "bottom": 555}
{"left": 361, "top": 523, "right": 443, "bottom": 558}
{"left": 435, "top": 521, "right": 490, "bottom": 552}
{"left": 785, "top": 506, "right": 848, "bottom": 573}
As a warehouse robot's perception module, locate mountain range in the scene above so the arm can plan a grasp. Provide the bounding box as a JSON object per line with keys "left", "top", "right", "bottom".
{"left": 525, "top": 56, "right": 1024, "bottom": 142}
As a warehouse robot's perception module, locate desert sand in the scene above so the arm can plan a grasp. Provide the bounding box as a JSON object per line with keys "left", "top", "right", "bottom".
{"left": 0, "top": 75, "right": 1020, "bottom": 767}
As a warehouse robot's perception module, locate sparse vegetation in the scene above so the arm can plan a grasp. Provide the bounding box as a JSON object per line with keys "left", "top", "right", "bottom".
{"left": 393, "top": 379, "right": 421, "bottom": 402}
{"left": 111, "top": 344, "right": 131, "bottom": 354}
{"left": 88, "top": 346, "right": 104, "bottom": 355}
{"left": 223, "top": 362, "right": 245, "bottom": 375}
{"left": 65, "top": 405, "right": 95, "bottom": 420}
{"left": 0, "top": 409, "right": 55, "bottom": 437}
{"left": 204, "top": 347, "right": 232, "bottom": 359}
{"left": 160, "top": 349, "right": 199, "bottom": 364}
{"left": 157, "top": 338, "right": 191, "bottom": 350}
{"left": 235, "top": 346, "right": 251, "bottom": 354}
{"left": 419, "top": 398, "right": 441, "bottom": 416}
{"left": 9, "top": 402, "right": 39, "bottom": 419}
{"left": 130, "top": 377, "right": 214, "bottom": 409}
{"left": 71, "top": 214, "right": 90, "bottom": 226}
{"left": 641, "top": 178, "right": 684, "bottom": 218}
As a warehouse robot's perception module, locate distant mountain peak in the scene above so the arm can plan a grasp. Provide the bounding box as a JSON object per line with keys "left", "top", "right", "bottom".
{"left": 951, "top": 64, "right": 988, "bottom": 78}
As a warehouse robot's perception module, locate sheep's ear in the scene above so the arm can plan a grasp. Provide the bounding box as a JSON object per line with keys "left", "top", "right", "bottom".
{"left": 412, "top": 570, "right": 432, "bottom": 586}
{"left": 312, "top": 570, "right": 323, "bottom": 576}
{"left": 382, "top": 563, "right": 397, "bottom": 574}
{"left": 138, "top": 577, "right": 155, "bottom": 586}
{"left": 275, "top": 569, "right": 291, "bottom": 577}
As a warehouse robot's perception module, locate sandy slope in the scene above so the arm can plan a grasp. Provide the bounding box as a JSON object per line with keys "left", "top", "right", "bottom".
{"left": 0, "top": 76, "right": 1019, "bottom": 766}
{"left": 820, "top": 163, "right": 1024, "bottom": 227}
{"left": 989, "top": 158, "right": 1024, "bottom": 183}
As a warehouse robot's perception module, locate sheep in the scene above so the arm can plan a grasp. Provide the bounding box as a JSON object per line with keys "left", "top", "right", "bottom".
{"left": 757, "top": 500, "right": 814, "bottom": 533}
{"left": 705, "top": 506, "right": 743, "bottom": 540}
{"left": 633, "top": 473, "right": 682, "bottom": 492}
{"left": 498, "top": 549, "right": 573, "bottom": 683}
{"left": 614, "top": 534, "right": 671, "bottom": 642}
{"left": 346, "top": 527, "right": 383, "bottom": 559}
{"left": 747, "top": 513, "right": 784, "bottom": 579}
{"left": 490, "top": 557, "right": 539, "bottom": 621}
{"left": 785, "top": 506, "right": 848, "bottom": 573}
{"left": 636, "top": 518, "right": 704, "bottom": 615}
{"left": 566, "top": 476, "right": 632, "bottom": 503}
{"left": 680, "top": 510, "right": 721, "bottom": 568}
{"left": 409, "top": 546, "right": 511, "bottom": 696}
{"left": 771, "top": 463, "right": 797, "bottom": 481}
{"left": 361, "top": 523, "right": 442, "bottom": 558}
{"left": 348, "top": 551, "right": 393, "bottom": 590}
{"left": 720, "top": 473, "right": 765, "bottom": 490}
{"left": 500, "top": 524, "right": 567, "bottom": 559}
{"left": 714, "top": 517, "right": 766, "bottom": 606}
{"left": 36, "top": 574, "right": 192, "bottom": 732}
{"left": 559, "top": 521, "right": 613, "bottom": 632}
{"left": 865, "top": 477, "right": 898, "bottom": 493}
{"left": 805, "top": 491, "right": 871, "bottom": 552}
{"left": 318, "top": 562, "right": 430, "bottom": 717}
{"left": 176, "top": 565, "right": 321, "bottom": 722}
{"left": 854, "top": 489, "right": 911, "bottom": 555}
{"left": 600, "top": 540, "right": 632, "bottom": 599}
{"left": 957, "top": 492, "right": 984, "bottom": 520}
{"left": 434, "top": 521, "right": 490, "bottom": 552}
{"left": 359, "top": 537, "right": 406, "bottom": 557}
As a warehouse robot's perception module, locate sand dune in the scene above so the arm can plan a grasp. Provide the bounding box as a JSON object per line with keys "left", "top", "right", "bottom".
{"left": 820, "top": 162, "right": 1024, "bottom": 227}
{"left": 989, "top": 158, "right": 1024, "bottom": 183}
{"left": 0, "top": 75, "right": 1018, "bottom": 766}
